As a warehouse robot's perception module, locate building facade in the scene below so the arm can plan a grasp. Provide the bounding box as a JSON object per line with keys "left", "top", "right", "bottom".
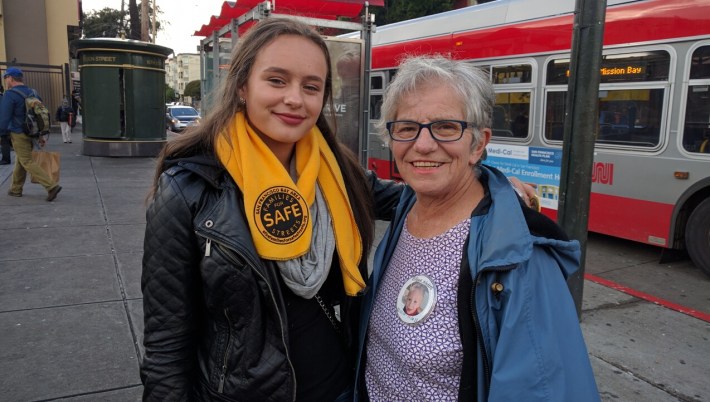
{"left": 0, "top": 0, "right": 81, "bottom": 113}
{"left": 165, "top": 53, "right": 200, "bottom": 105}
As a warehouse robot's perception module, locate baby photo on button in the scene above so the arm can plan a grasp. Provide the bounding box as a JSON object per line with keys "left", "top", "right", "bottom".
{"left": 396, "top": 275, "right": 436, "bottom": 325}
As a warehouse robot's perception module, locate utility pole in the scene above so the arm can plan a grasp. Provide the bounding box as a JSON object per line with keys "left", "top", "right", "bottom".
{"left": 141, "top": 0, "right": 149, "bottom": 41}
{"left": 119, "top": 0, "right": 126, "bottom": 37}
{"left": 558, "top": 0, "right": 607, "bottom": 318}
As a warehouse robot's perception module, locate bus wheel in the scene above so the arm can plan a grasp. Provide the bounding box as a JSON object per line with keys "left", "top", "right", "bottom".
{"left": 685, "top": 198, "right": 710, "bottom": 277}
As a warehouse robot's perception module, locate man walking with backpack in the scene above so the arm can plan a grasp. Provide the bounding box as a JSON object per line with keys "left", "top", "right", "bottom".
{"left": 0, "top": 67, "right": 61, "bottom": 201}
{"left": 55, "top": 99, "right": 74, "bottom": 143}
{"left": 0, "top": 85, "right": 11, "bottom": 165}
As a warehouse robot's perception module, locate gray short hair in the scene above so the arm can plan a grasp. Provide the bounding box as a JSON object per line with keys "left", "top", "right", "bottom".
{"left": 377, "top": 55, "right": 495, "bottom": 149}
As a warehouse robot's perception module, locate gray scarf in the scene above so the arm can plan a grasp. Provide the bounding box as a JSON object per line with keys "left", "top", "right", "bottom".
{"left": 276, "top": 185, "right": 335, "bottom": 299}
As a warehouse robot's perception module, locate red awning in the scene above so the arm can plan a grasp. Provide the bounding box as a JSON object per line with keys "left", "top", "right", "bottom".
{"left": 193, "top": 0, "right": 382, "bottom": 37}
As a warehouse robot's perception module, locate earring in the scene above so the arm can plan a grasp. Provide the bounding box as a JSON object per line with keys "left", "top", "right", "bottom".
{"left": 239, "top": 97, "right": 245, "bottom": 105}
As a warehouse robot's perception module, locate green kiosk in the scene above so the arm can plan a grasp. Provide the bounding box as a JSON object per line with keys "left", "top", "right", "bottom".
{"left": 73, "top": 38, "right": 173, "bottom": 157}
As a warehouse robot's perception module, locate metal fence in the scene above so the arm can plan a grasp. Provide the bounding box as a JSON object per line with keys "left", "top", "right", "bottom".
{"left": 1, "top": 62, "right": 70, "bottom": 125}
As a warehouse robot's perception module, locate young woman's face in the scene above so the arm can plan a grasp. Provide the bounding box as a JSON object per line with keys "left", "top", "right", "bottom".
{"left": 240, "top": 35, "right": 328, "bottom": 165}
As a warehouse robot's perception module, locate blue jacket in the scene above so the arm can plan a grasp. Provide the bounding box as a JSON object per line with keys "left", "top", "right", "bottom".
{"left": 0, "top": 85, "right": 34, "bottom": 136}
{"left": 355, "top": 165, "right": 599, "bottom": 401}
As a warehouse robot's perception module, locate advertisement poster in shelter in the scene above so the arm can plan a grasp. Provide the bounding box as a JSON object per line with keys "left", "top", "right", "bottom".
{"left": 325, "top": 38, "right": 363, "bottom": 157}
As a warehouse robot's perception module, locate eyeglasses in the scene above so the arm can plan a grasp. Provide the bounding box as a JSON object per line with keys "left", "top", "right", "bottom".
{"left": 386, "top": 120, "right": 474, "bottom": 142}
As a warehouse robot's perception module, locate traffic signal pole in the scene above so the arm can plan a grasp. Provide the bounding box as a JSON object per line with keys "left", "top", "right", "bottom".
{"left": 558, "top": 0, "right": 607, "bottom": 318}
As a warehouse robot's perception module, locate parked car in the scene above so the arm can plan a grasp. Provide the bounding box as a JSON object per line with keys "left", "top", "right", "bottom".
{"left": 166, "top": 105, "right": 201, "bottom": 132}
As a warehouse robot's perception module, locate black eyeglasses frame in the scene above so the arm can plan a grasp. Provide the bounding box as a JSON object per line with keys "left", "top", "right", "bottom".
{"left": 385, "top": 119, "right": 476, "bottom": 143}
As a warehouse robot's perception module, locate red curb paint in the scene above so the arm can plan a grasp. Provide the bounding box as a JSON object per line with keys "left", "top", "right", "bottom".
{"left": 585, "top": 273, "right": 710, "bottom": 323}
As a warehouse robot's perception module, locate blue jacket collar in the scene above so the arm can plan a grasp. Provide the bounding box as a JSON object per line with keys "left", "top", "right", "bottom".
{"left": 391, "top": 164, "right": 578, "bottom": 278}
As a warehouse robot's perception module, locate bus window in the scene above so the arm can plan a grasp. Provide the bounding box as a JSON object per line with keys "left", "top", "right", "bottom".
{"left": 689, "top": 45, "right": 710, "bottom": 80}
{"left": 544, "top": 91, "right": 566, "bottom": 141}
{"left": 545, "top": 50, "right": 669, "bottom": 148}
{"left": 493, "top": 92, "right": 530, "bottom": 138}
{"left": 598, "top": 89, "right": 663, "bottom": 147}
{"left": 370, "top": 94, "right": 383, "bottom": 120}
{"left": 371, "top": 75, "right": 383, "bottom": 90}
{"left": 683, "top": 45, "right": 710, "bottom": 154}
{"left": 492, "top": 64, "right": 532, "bottom": 84}
{"left": 369, "top": 72, "right": 386, "bottom": 121}
{"left": 544, "top": 89, "right": 664, "bottom": 148}
{"left": 484, "top": 62, "right": 534, "bottom": 139}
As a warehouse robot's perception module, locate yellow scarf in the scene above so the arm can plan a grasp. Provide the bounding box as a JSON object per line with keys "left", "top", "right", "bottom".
{"left": 215, "top": 112, "right": 365, "bottom": 296}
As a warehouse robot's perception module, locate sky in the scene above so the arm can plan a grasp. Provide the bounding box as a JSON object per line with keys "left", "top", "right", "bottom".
{"left": 82, "top": 0, "right": 228, "bottom": 55}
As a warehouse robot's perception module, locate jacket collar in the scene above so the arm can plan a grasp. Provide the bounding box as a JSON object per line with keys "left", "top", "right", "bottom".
{"left": 166, "top": 153, "right": 224, "bottom": 188}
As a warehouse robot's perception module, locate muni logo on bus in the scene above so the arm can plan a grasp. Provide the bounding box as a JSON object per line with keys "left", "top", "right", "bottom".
{"left": 591, "top": 162, "right": 614, "bottom": 185}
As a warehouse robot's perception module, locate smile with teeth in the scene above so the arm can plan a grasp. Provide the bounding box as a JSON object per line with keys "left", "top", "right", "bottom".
{"left": 412, "top": 161, "right": 442, "bottom": 168}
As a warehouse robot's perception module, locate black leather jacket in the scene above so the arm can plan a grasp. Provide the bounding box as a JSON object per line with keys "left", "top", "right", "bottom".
{"left": 141, "top": 154, "right": 401, "bottom": 401}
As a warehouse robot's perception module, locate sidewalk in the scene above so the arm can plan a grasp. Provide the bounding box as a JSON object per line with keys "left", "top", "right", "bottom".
{"left": 0, "top": 126, "right": 708, "bottom": 401}
{"left": 1, "top": 125, "right": 148, "bottom": 400}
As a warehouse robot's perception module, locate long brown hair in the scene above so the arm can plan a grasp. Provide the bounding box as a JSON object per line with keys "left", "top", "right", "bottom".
{"left": 149, "top": 17, "right": 374, "bottom": 261}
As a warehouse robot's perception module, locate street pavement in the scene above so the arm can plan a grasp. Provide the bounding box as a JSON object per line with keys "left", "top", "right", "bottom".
{"left": 1, "top": 124, "right": 709, "bottom": 401}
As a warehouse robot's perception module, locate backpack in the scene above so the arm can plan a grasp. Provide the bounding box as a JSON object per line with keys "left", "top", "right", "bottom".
{"left": 9, "top": 88, "right": 51, "bottom": 138}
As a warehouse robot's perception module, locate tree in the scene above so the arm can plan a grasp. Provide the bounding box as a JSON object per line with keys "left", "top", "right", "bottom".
{"left": 184, "top": 80, "right": 201, "bottom": 100}
{"left": 82, "top": 7, "right": 128, "bottom": 38}
{"left": 165, "top": 84, "right": 177, "bottom": 102}
{"left": 142, "top": 3, "right": 163, "bottom": 43}
{"left": 141, "top": 0, "right": 150, "bottom": 41}
{"left": 129, "top": 0, "right": 162, "bottom": 41}
{"left": 129, "top": 0, "right": 140, "bottom": 40}
{"left": 82, "top": 4, "right": 163, "bottom": 41}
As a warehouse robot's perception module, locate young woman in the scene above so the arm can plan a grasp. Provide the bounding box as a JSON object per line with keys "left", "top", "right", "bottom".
{"left": 140, "top": 18, "right": 401, "bottom": 401}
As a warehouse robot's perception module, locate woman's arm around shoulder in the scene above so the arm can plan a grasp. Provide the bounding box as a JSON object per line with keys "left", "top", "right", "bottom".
{"left": 364, "top": 169, "right": 403, "bottom": 221}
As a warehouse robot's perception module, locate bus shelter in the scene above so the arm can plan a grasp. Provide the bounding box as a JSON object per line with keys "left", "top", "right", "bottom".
{"left": 192, "top": 0, "right": 380, "bottom": 165}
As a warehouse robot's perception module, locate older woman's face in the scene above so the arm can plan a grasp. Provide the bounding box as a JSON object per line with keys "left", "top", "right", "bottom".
{"left": 391, "top": 81, "right": 489, "bottom": 200}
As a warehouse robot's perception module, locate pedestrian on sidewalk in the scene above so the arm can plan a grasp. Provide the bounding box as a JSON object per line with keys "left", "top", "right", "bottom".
{"left": 0, "top": 67, "right": 61, "bottom": 201}
{"left": 55, "top": 98, "right": 74, "bottom": 143}
{"left": 0, "top": 84, "right": 11, "bottom": 165}
{"left": 70, "top": 87, "right": 81, "bottom": 132}
{"left": 71, "top": 87, "right": 81, "bottom": 119}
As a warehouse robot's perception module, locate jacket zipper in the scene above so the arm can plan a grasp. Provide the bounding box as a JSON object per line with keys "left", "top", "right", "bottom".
{"left": 218, "top": 308, "right": 233, "bottom": 393}
{"left": 470, "top": 264, "right": 516, "bottom": 398}
{"left": 200, "top": 233, "right": 298, "bottom": 401}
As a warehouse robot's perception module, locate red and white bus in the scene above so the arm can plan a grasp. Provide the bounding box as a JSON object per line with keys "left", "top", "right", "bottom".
{"left": 361, "top": 0, "right": 710, "bottom": 275}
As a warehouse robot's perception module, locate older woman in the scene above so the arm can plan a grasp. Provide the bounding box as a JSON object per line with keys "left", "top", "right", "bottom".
{"left": 354, "top": 55, "right": 599, "bottom": 401}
